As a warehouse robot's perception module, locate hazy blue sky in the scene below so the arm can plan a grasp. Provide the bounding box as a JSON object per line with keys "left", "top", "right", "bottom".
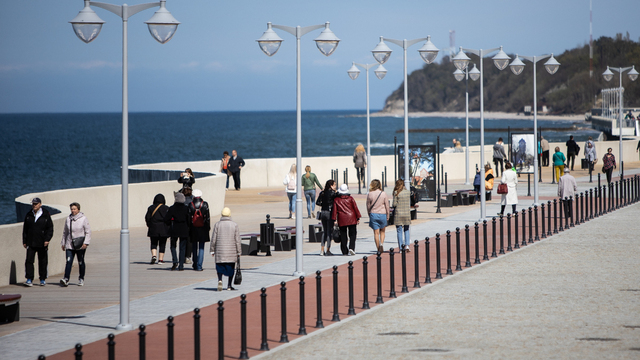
{"left": 1, "top": 0, "right": 638, "bottom": 113}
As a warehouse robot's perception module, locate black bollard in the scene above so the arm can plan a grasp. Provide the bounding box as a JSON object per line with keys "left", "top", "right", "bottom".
{"left": 507, "top": 214, "right": 513, "bottom": 251}
{"left": 590, "top": 188, "right": 594, "bottom": 219}
{"left": 280, "top": 282, "right": 289, "bottom": 342}
{"left": 581, "top": 192, "right": 586, "bottom": 222}
{"left": 362, "top": 258, "right": 371, "bottom": 309}
{"left": 316, "top": 271, "right": 325, "bottom": 327}
{"left": 239, "top": 298, "right": 248, "bottom": 360}
{"left": 514, "top": 212, "right": 520, "bottom": 249}
{"left": 616, "top": 180, "right": 619, "bottom": 209}
{"left": 425, "top": 237, "right": 433, "bottom": 283}
{"left": 474, "top": 223, "right": 481, "bottom": 264}
{"left": 547, "top": 201, "right": 553, "bottom": 236}
{"left": 167, "top": 316, "right": 174, "bottom": 360}
{"left": 414, "top": 241, "right": 422, "bottom": 287}
{"left": 389, "top": 248, "right": 397, "bottom": 297}
{"left": 401, "top": 248, "right": 409, "bottom": 293}
{"left": 298, "top": 276, "right": 307, "bottom": 335}
{"left": 541, "top": 204, "right": 546, "bottom": 239}
{"left": 375, "top": 253, "right": 384, "bottom": 303}
{"left": 332, "top": 266, "right": 340, "bottom": 321}
{"left": 553, "top": 199, "right": 558, "bottom": 233}
{"left": 435, "top": 233, "right": 443, "bottom": 279}
{"left": 558, "top": 198, "right": 564, "bottom": 231}
{"left": 446, "top": 231, "right": 454, "bottom": 274}
{"left": 601, "top": 186, "right": 606, "bottom": 215}
{"left": 528, "top": 207, "right": 534, "bottom": 243}
{"left": 482, "top": 221, "right": 489, "bottom": 261}
{"left": 521, "top": 209, "right": 527, "bottom": 246}
{"left": 139, "top": 325, "right": 146, "bottom": 360}
{"left": 38, "top": 356, "right": 46, "bottom": 360}
{"left": 564, "top": 198, "right": 570, "bottom": 230}
{"left": 217, "top": 301, "right": 224, "bottom": 360}
{"left": 107, "top": 334, "right": 115, "bottom": 360}
{"left": 260, "top": 288, "right": 269, "bottom": 350}
{"left": 455, "top": 227, "right": 463, "bottom": 270}
{"left": 594, "top": 186, "right": 599, "bottom": 218}
{"left": 74, "top": 344, "right": 83, "bottom": 360}
{"left": 499, "top": 215, "right": 505, "bottom": 254}
{"left": 491, "top": 218, "right": 497, "bottom": 258}
{"left": 534, "top": 205, "right": 540, "bottom": 239}
{"left": 599, "top": 185, "right": 604, "bottom": 216}
{"left": 464, "top": 225, "right": 471, "bottom": 267}
{"left": 194, "top": 308, "right": 202, "bottom": 360}
{"left": 348, "top": 262, "right": 356, "bottom": 315}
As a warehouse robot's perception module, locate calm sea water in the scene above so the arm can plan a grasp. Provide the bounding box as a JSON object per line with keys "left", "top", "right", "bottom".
{"left": 0, "top": 110, "right": 599, "bottom": 225}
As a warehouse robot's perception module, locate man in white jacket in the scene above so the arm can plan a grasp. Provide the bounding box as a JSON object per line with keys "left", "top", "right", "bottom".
{"left": 558, "top": 168, "right": 577, "bottom": 220}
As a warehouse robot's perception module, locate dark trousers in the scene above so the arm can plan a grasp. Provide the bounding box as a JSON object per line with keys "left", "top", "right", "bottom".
{"left": 356, "top": 167, "right": 365, "bottom": 184}
{"left": 64, "top": 249, "right": 86, "bottom": 280}
{"left": 567, "top": 152, "right": 576, "bottom": 170}
{"left": 605, "top": 167, "right": 613, "bottom": 184}
{"left": 150, "top": 237, "right": 167, "bottom": 253}
{"left": 25, "top": 246, "right": 48, "bottom": 281}
{"left": 320, "top": 217, "right": 334, "bottom": 248}
{"left": 339, "top": 225, "right": 357, "bottom": 255}
{"left": 231, "top": 170, "right": 241, "bottom": 190}
{"left": 563, "top": 199, "right": 573, "bottom": 220}
{"left": 493, "top": 158, "right": 504, "bottom": 177}
{"left": 170, "top": 237, "right": 188, "bottom": 269}
{"left": 542, "top": 151, "right": 550, "bottom": 166}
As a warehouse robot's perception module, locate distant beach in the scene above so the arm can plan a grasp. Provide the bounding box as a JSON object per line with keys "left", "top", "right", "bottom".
{"left": 362, "top": 110, "right": 585, "bottom": 122}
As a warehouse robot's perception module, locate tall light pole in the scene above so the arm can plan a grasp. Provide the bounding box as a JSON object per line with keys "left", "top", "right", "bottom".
{"left": 347, "top": 62, "right": 387, "bottom": 193}
{"left": 602, "top": 65, "right": 638, "bottom": 176}
{"left": 371, "top": 36, "right": 439, "bottom": 191}
{"left": 257, "top": 22, "right": 340, "bottom": 277}
{"left": 509, "top": 54, "right": 560, "bottom": 205}
{"left": 70, "top": 0, "right": 179, "bottom": 331}
{"left": 453, "top": 60, "right": 480, "bottom": 185}
{"left": 452, "top": 46, "right": 510, "bottom": 220}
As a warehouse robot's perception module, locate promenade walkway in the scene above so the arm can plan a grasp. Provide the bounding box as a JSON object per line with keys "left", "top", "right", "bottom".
{"left": 1, "top": 163, "right": 638, "bottom": 359}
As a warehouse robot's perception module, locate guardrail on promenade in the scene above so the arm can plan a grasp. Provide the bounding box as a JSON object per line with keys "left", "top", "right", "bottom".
{"left": 39, "top": 174, "right": 639, "bottom": 360}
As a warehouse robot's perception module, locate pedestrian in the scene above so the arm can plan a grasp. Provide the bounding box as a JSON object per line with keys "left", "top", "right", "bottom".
{"left": 540, "top": 136, "right": 550, "bottom": 166}
{"left": 227, "top": 149, "right": 245, "bottom": 190}
{"left": 485, "top": 162, "right": 495, "bottom": 201}
{"left": 454, "top": 140, "right": 463, "bottom": 152}
{"left": 332, "top": 184, "right": 361, "bottom": 256}
{"left": 353, "top": 144, "right": 367, "bottom": 190}
{"left": 473, "top": 169, "right": 482, "bottom": 201}
{"left": 552, "top": 146, "right": 566, "bottom": 183}
{"left": 558, "top": 167, "right": 577, "bottom": 220}
{"left": 283, "top": 164, "right": 297, "bottom": 219}
{"left": 178, "top": 168, "right": 195, "bottom": 190}
{"left": 164, "top": 192, "right": 190, "bottom": 271}
{"left": 302, "top": 165, "right": 323, "bottom": 219}
{"left": 565, "top": 135, "right": 580, "bottom": 171}
{"left": 493, "top": 137, "right": 507, "bottom": 177}
{"left": 602, "top": 148, "right": 617, "bottom": 184}
{"left": 584, "top": 140, "right": 597, "bottom": 175}
{"left": 366, "top": 179, "right": 389, "bottom": 253}
{"left": 22, "top": 197, "right": 53, "bottom": 287}
{"left": 145, "top": 194, "right": 169, "bottom": 265}
{"left": 498, "top": 161, "right": 518, "bottom": 216}
{"left": 220, "top": 151, "right": 231, "bottom": 190}
{"left": 181, "top": 187, "right": 193, "bottom": 264}
{"left": 59, "top": 202, "right": 91, "bottom": 287}
{"left": 636, "top": 139, "right": 640, "bottom": 160}
{"left": 316, "top": 179, "right": 337, "bottom": 256}
{"left": 210, "top": 207, "right": 241, "bottom": 291}
{"left": 392, "top": 180, "right": 412, "bottom": 252}
{"left": 189, "top": 189, "right": 211, "bottom": 271}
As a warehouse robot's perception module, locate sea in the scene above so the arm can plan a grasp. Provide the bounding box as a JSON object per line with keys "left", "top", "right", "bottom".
{"left": 0, "top": 110, "right": 600, "bottom": 225}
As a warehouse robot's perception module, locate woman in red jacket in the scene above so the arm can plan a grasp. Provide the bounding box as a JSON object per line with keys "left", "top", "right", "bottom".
{"left": 331, "top": 184, "right": 361, "bottom": 256}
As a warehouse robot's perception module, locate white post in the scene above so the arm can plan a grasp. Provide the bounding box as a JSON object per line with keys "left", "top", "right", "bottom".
{"left": 366, "top": 66, "right": 371, "bottom": 191}
{"left": 532, "top": 56, "right": 539, "bottom": 206}
{"left": 294, "top": 26, "right": 304, "bottom": 277}
{"left": 403, "top": 40, "right": 410, "bottom": 191}
{"left": 479, "top": 49, "right": 486, "bottom": 220}
{"left": 464, "top": 66, "right": 470, "bottom": 185}
{"left": 619, "top": 73, "right": 623, "bottom": 177}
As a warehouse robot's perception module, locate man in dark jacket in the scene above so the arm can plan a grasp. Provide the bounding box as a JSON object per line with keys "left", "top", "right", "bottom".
{"left": 164, "top": 192, "right": 191, "bottom": 271}
{"left": 227, "top": 149, "right": 245, "bottom": 191}
{"left": 188, "top": 189, "right": 211, "bottom": 271}
{"left": 565, "top": 135, "right": 580, "bottom": 171}
{"left": 23, "top": 197, "right": 54, "bottom": 286}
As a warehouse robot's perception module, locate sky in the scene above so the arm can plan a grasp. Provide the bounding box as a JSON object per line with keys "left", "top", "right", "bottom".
{"left": 0, "top": 0, "right": 638, "bottom": 114}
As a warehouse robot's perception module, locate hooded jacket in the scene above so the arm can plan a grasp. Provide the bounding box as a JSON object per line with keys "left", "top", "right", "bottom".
{"left": 164, "top": 200, "right": 191, "bottom": 238}
{"left": 23, "top": 208, "right": 54, "bottom": 247}
{"left": 61, "top": 212, "right": 91, "bottom": 250}
{"left": 145, "top": 194, "right": 170, "bottom": 238}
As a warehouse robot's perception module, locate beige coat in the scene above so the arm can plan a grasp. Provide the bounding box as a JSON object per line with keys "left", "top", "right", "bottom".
{"left": 210, "top": 217, "right": 241, "bottom": 263}
{"left": 392, "top": 190, "right": 411, "bottom": 226}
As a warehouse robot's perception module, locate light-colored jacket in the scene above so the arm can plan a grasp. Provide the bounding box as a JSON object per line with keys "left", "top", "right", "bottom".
{"left": 353, "top": 150, "right": 367, "bottom": 168}
{"left": 541, "top": 139, "right": 550, "bottom": 152}
{"left": 392, "top": 189, "right": 411, "bottom": 226}
{"left": 366, "top": 189, "right": 389, "bottom": 217}
{"left": 558, "top": 174, "right": 577, "bottom": 199}
{"left": 61, "top": 212, "right": 91, "bottom": 249}
{"left": 283, "top": 173, "right": 297, "bottom": 194}
{"left": 584, "top": 142, "right": 597, "bottom": 162}
{"left": 500, "top": 169, "right": 518, "bottom": 205}
{"left": 210, "top": 217, "right": 241, "bottom": 263}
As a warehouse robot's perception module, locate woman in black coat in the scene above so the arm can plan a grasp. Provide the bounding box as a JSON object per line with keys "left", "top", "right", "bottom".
{"left": 164, "top": 192, "right": 191, "bottom": 271}
{"left": 315, "top": 179, "right": 337, "bottom": 256}
{"left": 145, "top": 194, "right": 169, "bottom": 265}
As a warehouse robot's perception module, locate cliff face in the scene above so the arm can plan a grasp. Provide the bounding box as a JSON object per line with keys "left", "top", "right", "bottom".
{"left": 380, "top": 36, "right": 640, "bottom": 115}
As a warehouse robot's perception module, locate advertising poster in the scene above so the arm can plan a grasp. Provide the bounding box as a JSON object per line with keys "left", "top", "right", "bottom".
{"left": 510, "top": 133, "right": 535, "bottom": 174}
{"left": 397, "top": 145, "right": 436, "bottom": 201}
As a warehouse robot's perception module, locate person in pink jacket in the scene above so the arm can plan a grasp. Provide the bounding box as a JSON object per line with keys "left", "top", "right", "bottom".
{"left": 60, "top": 202, "right": 91, "bottom": 287}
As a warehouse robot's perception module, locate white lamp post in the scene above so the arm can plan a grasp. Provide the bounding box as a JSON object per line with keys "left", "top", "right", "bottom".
{"left": 347, "top": 62, "right": 387, "bottom": 193}
{"left": 70, "top": 0, "right": 179, "bottom": 331}
{"left": 509, "top": 54, "right": 560, "bottom": 205}
{"left": 257, "top": 22, "right": 339, "bottom": 277}
{"left": 602, "top": 65, "right": 638, "bottom": 176}
{"left": 452, "top": 46, "right": 510, "bottom": 220}
{"left": 371, "top": 36, "right": 439, "bottom": 191}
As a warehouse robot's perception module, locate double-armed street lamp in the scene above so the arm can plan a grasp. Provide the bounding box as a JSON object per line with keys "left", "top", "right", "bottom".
{"left": 257, "top": 22, "right": 340, "bottom": 277}
{"left": 70, "top": 0, "right": 179, "bottom": 331}
{"left": 347, "top": 62, "right": 388, "bottom": 193}
{"left": 508, "top": 53, "right": 561, "bottom": 205}
{"left": 452, "top": 46, "right": 511, "bottom": 220}
{"left": 370, "top": 36, "right": 439, "bottom": 191}
{"left": 453, "top": 62, "right": 480, "bottom": 185}
{"left": 602, "top": 65, "right": 638, "bottom": 176}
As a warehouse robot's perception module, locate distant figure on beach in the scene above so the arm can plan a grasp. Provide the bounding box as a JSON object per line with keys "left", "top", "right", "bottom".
{"left": 565, "top": 135, "right": 580, "bottom": 171}
{"left": 392, "top": 179, "right": 412, "bottom": 252}
{"left": 189, "top": 189, "right": 210, "bottom": 271}
{"left": 625, "top": 110, "right": 635, "bottom": 120}
{"left": 552, "top": 147, "right": 566, "bottom": 182}
{"left": 558, "top": 168, "right": 577, "bottom": 220}
{"left": 454, "top": 140, "right": 463, "bottom": 152}
{"left": 602, "top": 148, "right": 616, "bottom": 184}
{"left": 220, "top": 151, "right": 231, "bottom": 190}
{"left": 210, "top": 207, "right": 241, "bottom": 291}
{"left": 584, "top": 140, "right": 597, "bottom": 175}
{"left": 228, "top": 150, "right": 245, "bottom": 191}
{"left": 540, "top": 136, "right": 550, "bottom": 166}
{"left": 145, "top": 194, "right": 169, "bottom": 265}
{"left": 164, "top": 192, "right": 190, "bottom": 271}
{"left": 498, "top": 161, "right": 518, "bottom": 216}
{"left": 452, "top": 138, "right": 457, "bottom": 148}
{"left": 178, "top": 168, "right": 195, "bottom": 190}
{"left": 301, "top": 165, "right": 323, "bottom": 219}
{"left": 332, "top": 184, "right": 361, "bottom": 256}
{"left": 353, "top": 144, "right": 367, "bottom": 190}
{"left": 22, "top": 197, "right": 53, "bottom": 287}
{"left": 366, "top": 179, "right": 389, "bottom": 253}
{"left": 60, "top": 202, "right": 91, "bottom": 287}
{"left": 283, "top": 164, "right": 297, "bottom": 219}
{"left": 316, "top": 180, "right": 337, "bottom": 256}
{"left": 493, "top": 138, "right": 507, "bottom": 177}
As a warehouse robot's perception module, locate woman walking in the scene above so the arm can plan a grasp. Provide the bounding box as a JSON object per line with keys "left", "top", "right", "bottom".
{"left": 366, "top": 179, "right": 389, "bottom": 253}
{"left": 60, "top": 202, "right": 91, "bottom": 286}
{"left": 302, "top": 165, "right": 323, "bottom": 219}
{"left": 392, "top": 180, "right": 412, "bottom": 252}
{"left": 332, "top": 184, "right": 361, "bottom": 256}
{"left": 353, "top": 144, "right": 367, "bottom": 189}
{"left": 210, "top": 207, "right": 242, "bottom": 291}
{"left": 283, "top": 164, "right": 297, "bottom": 219}
{"left": 552, "top": 147, "right": 566, "bottom": 183}
{"left": 602, "top": 148, "right": 617, "bottom": 184}
{"left": 484, "top": 162, "right": 495, "bottom": 201}
{"left": 220, "top": 151, "right": 231, "bottom": 190}
{"left": 316, "top": 180, "right": 337, "bottom": 256}
{"left": 164, "top": 192, "right": 190, "bottom": 271}
{"left": 145, "top": 194, "right": 169, "bottom": 265}
{"left": 498, "top": 161, "right": 518, "bottom": 216}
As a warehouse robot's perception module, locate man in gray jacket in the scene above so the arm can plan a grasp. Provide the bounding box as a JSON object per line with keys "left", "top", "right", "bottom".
{"left": 558, "top": 168, "right": 577, "bottom": 220}
{"left": 493, "top": 138, "right": 507, "bottom": 177}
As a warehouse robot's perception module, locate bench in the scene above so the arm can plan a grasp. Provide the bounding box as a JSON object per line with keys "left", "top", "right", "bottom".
{"left": 240, "top": 233, "right": 261, "bottom": 255}
{"left": 275, "top": 228, "right": 296, "bottom": 251}
{"left": 439, "top": 193, "right": 455, "bottom": 207}
{"left": 0, "top": 294, "right": 21, "bottom": 323}
{"left": 308, "top": 223, "right": 323, "bottom": 243}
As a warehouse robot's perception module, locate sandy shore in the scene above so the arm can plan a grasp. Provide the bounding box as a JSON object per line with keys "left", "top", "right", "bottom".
{"left": 365, "top": 110, "right": 586, "bottom": 121}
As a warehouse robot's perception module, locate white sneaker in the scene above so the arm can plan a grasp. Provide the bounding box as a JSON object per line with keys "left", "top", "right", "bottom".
{"left": 217, "top": 280, "right": 223, "bottom": 292}
{"left": 60, "top": 279, "right": 69, "bottom": 287}
{"left": 348, "top": 249, "right": 356, "bottom": 256}
{"left": 78, "top": 279, "right": 84, "bottom": 286}
{"left": 291, "top": 215, "right": 296, "bottom": 220}
{"left": 320, "top": 249, "right": 325, "bottom": 256}
{"left": 185, "top": 258, "right": 192, "bottom": 264}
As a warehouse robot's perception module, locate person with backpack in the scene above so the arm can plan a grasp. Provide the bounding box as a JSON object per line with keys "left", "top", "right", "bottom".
{"left": 283, "top": 164, "right": 297, "bottom": 219}
{"left": 164, "top": 192, "right": 191, "bottom": 271}
{"left": 188, "top": 189, "right": 211, "bottom": 271}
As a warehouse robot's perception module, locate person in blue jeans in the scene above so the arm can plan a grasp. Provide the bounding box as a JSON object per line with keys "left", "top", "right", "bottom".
{"left": 392, "top": 180, "right": 412, "bottom": 251}
{"left": 301, "top": 165, "right": 323, "bottom": 219}
{"left": 188, "top": 189, "right": 211, "bottom": 271}
{"left": 473, "top": 169, "right": 482, "bottom": 201}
